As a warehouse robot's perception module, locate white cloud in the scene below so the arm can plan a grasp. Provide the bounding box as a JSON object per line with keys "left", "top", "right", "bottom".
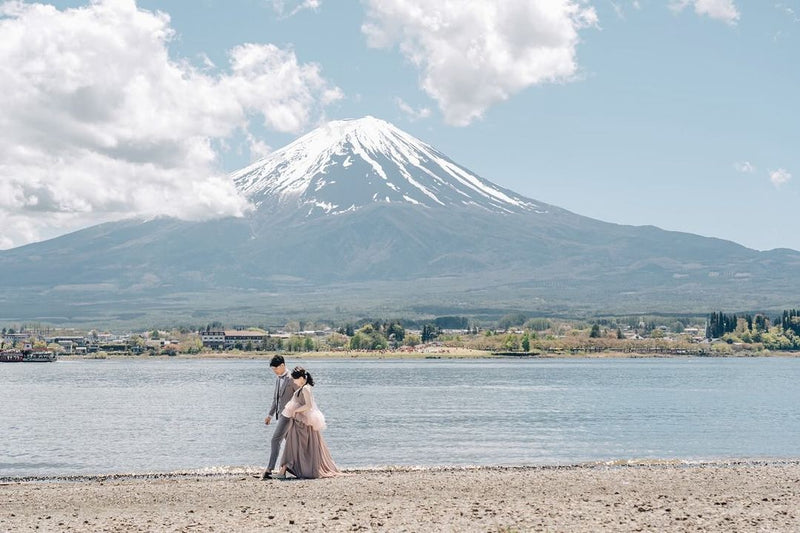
{"left": 611, "top": 1, "right": 642, "bottom": 19}
{"left": 0, "top": 0, "right": 341, "bottom": 249}
{"left": 776, "top": 3, "right": 800, "bottom": 23}
{"left": 769, "top": 168, "right": 792, "bottom": 187}
{"left": 362, "top": 0, "right": 598, "bottom": 126}
{"left": 246, "top": 133, "right": 274, "bottom": 162}
{"left": 670, "top": 0, "right": 740, "bottom": 25}
{"left": 734, "top": 161, "right": 756, "bottom": 173}
{"left": 271, "top": 0, "right": 321, "bottom": 17}
{"left": 395, "top": 98, "right": 432, "bottom": 121}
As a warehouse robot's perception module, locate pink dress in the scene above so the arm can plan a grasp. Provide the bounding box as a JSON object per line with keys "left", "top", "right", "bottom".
{"left": 280, "top": 386, "right": 339, "bottom": 479}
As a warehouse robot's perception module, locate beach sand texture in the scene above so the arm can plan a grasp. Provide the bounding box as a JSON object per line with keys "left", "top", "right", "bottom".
{"left": 2, "top": 463, "right": 799, "bottom": 532}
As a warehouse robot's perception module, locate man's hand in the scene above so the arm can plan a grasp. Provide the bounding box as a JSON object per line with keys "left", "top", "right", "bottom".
{"left": 265, "top": 416, "right": 272, "bottom": 425}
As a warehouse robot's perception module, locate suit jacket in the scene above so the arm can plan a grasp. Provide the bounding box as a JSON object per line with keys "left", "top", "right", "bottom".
{"left": 268, "top": 371, "right": 298, "bottom": 418}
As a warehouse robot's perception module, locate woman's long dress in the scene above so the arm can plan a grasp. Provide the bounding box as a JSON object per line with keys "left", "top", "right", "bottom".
{"left": 281, "top": 386, "right": 339, "bottom": 479}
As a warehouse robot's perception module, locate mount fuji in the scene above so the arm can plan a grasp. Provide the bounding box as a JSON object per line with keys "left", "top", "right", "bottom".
{"left": 1, "top": 117, "right": 799, "bottom": 326}
{"left": 233, "top": 116, "right": 541, "bottom": 217}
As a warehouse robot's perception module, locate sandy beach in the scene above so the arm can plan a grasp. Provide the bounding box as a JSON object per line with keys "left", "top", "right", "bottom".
{"left": 2, "top": 462, "right": 798, "bottom": 532}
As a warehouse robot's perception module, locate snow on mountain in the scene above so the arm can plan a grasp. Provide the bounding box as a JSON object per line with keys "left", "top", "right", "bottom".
{"left": 231, "top": 116, "right": 545, "bottom": 217}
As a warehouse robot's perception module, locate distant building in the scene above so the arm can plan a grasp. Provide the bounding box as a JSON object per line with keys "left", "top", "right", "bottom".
{"left": 200, "top": 331, "right": 225, "bottom": 349}
{"left": 50, "top": 336, "right": 88, "bottom": 354}
{"left": 200, "top": 330, "right": 267, "bottom": 350}
{"left": 224, "top": 330, "right": 267, "bottom": 349}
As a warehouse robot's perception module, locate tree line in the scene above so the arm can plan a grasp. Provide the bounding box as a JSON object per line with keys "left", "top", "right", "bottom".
{"left": 706, "top": 309, "right": 800, "bottom": 350}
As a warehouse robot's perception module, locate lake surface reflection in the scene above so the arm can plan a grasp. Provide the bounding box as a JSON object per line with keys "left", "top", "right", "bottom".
{"left": 2, "top": 357, "right": 799, "bottom": 477}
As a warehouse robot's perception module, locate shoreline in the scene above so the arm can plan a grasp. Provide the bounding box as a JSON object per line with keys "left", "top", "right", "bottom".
{"left": 2, "top": 461, "right": 798, "bottom": 531}
{"left": 3, "top": 458, "right": 799, "bottom": 484}
{"left": 57, "top": 347, "right": 800, "bottom": 361}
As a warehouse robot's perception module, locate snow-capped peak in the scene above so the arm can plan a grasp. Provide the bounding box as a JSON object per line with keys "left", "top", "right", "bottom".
{"left": 232, "top": 116, "right": 543, "bottom": 217}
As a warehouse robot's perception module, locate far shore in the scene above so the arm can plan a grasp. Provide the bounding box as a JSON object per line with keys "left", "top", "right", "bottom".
{"left": 2, "top": 462, "right": 798, "bottom": 531}
{"left": 57, "top": 347, "right": 800, "bottom": 361}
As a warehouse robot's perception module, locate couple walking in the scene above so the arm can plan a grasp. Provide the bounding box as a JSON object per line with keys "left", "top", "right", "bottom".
{"left": 262, "top": 355, "right": 339, "bottom": 479}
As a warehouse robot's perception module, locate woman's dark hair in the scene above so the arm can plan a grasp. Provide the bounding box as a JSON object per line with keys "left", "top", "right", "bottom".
{"left": 291, "top": 366, "right": 314, "bottom": 386}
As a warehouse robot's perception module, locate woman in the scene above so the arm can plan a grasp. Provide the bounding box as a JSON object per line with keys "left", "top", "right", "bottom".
{"left": 276, "top": 366, "right": 339, "bottom": 479}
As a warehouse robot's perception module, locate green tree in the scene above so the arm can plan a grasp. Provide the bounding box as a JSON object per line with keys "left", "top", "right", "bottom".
{"left": 349, "top": 325, "right": 388, "bottom": 350}
{"left": 349, "top": 332, "right": 369, "bottom": 350}
{"left": 404, "top": 333, "right": 421, "bottom": 347}
{"left": 524, "top": 318, "right": 551, "bottom": 332}
{"left": 589, "top": 324, "right": 601, "bottom": 338}
{"left": 421, "top": 324, "right": 439, "bottom": 343}
{"left": 434, "top": 316, "right": 469, "bottom": 329}
{"left": 498, "top": 313, "right": 527, "bottom": 331}
{"left": 386, "top": 323, "right": 405, "bottom": 343}
{"left": 325, "top": 332, "right": 349, "bottom": 349}
{"left": 503, "top": 334, "right": 520, "bottom": 351}
{"left": 303, "top": 336, "right": 315, "bottom": 352}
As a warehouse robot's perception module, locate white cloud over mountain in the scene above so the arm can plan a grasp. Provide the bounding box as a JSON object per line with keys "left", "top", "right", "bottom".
{"left": 395, "top": 98, "right": 431, "bottom": 121}
{"left": 0, "top": 0, "right": 341, "bottom": 249}
{"left": 362, "top": 0, "right": 598, "bottom": 126}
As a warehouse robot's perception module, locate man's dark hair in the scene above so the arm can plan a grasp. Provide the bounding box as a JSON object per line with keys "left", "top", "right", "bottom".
{"left": 269, "top": 355, "right": 285, "bottom": 367}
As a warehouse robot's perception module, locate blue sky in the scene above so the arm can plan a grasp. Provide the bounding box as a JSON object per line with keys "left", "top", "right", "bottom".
{"left": 1, "top": 0, "right": 797, "bottom": 251}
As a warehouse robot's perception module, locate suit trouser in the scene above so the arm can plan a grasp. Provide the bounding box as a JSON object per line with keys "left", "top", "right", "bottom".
{"left": 267, "top": 415, "right": 291, "bottom": 470}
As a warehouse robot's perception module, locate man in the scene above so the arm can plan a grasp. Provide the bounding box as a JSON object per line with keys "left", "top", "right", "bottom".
{"left": 262, "top": 355, "right": 298, "bottom": 480}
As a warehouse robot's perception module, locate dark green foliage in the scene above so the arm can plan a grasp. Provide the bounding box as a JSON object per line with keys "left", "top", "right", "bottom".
{"left": 524, "top": 318, "right": 551, "bottom": 331}
{"left": 337, "top": 324, "right": 356, "bottom": 336}
{"left": 706, "top": 311, "right": 738, "bottom": 338}
{"left": 421, "top": 324, "right": 440, "bottom": 342}
{"left": 782, "top": 309, "right": 800, "bottom": 335}
{"left": 707, "top": 309, "right": 799, "bottom": 350}
{"left": 497, "top": 313, "right": 527, "bottom": 330}
{"left": 349, "top": 324, "right": 388, "bottom": 350}
{"left": 433, "top": 316, "right": 469, "bottom": 329}
{"left": 521, "top": 333, "right": 530, "bottom": 352}
{"left": 386, "top": 322, "right": 405, "bottom": 343}
{"left": 263, "top": 336, "right": 283, "bottom": 351}
{"left": 303, "top": 336, "right": 315, "bottom": 351}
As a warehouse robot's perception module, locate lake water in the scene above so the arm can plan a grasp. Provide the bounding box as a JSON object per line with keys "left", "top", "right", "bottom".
{"left": 2, "top": 357, "right": 799, "bottom": 478}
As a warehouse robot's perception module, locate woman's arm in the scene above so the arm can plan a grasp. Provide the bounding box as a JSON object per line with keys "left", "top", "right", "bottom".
{"left": 293, "top": 387, "right": 313, "bottom": 414}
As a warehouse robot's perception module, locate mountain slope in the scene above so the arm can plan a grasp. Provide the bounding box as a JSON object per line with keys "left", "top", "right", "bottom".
{"left": 1, "top": 117, "right": 799, "bottom": 326}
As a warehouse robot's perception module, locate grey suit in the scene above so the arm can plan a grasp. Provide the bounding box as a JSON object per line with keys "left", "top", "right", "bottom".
{"left": 266, "top": 371, "right": 298, "bottom": 471}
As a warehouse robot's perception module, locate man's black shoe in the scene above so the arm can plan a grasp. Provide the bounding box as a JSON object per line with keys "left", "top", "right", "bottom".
{"left": 260, "top": 470, "right": 272, "bottom": 480}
